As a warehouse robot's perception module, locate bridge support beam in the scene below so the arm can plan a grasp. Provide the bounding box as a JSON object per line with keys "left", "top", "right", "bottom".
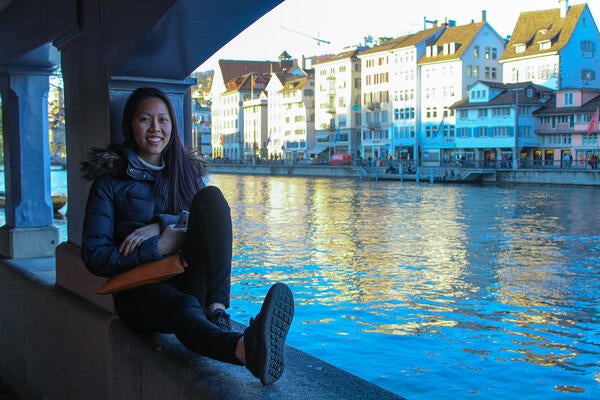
{"left": 0, "top": 65, "right": 59, "bottom": 258}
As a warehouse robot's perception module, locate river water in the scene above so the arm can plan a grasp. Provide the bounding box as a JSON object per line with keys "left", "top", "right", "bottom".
{"left": 207, "top": 174, "right": 600, "bottom": 400}
{"left": 2, "top": 170, "right": 600, "bottom": 399}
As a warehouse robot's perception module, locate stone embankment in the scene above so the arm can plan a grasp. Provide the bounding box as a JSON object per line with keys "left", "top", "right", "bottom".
{"left": 208, "top": 163, "right": 600, "bottom": 186}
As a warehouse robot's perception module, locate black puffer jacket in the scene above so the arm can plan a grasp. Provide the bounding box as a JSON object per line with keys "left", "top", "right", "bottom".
{"left": 80, "top": 145, "right": 206, "bottom": 277}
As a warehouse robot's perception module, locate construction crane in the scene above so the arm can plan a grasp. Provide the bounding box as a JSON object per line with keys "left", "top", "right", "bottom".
{"left": 279, "top": 26, "right": 331, "bottom": 46}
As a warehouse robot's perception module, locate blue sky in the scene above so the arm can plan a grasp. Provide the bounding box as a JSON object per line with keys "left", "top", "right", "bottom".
{"left": 197, "top": 0, "right": 600, "bottom": 71}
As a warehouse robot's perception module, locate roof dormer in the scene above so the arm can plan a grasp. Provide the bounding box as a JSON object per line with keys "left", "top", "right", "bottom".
{"left": 443, "top": 42, "right": 457, "bottom": 55}
{"left": 538, "top": 40, "right": 552, "bottom": 50}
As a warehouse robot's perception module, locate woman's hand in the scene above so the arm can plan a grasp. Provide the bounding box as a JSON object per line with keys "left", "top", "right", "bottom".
{"left": 119, "top": 222, "right": 160, "bottom": 256}
{"left": 156, "top": 224, "right": 187, "bottom": 256}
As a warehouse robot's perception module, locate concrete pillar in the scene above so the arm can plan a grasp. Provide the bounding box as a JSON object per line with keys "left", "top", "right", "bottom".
{"left": 0, "top": 66, "right": 59, "bottom": 258}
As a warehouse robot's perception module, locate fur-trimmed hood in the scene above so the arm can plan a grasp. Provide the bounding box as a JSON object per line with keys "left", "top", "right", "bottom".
{"left": 81, "top": 144, "right": 208, "bottom": 181}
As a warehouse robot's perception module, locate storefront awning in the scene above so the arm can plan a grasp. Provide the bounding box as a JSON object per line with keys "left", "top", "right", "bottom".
{"left": 309, "top": 146, "right": 328, "bottom": 155}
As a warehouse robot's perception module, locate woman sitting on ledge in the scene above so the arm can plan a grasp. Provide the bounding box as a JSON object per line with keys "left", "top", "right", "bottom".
{"left": 81, "top": 87, "right": 294, "bottom": 385}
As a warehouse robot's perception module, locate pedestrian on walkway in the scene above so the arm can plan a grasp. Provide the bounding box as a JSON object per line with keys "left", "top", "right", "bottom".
{"left": 81, "top": 87, "right": 294, "bottom": 385}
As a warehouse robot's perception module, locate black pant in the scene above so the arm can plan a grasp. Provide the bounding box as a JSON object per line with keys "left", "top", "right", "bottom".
{"left": 114, "top": 186, "right": 242, "bottom": 364}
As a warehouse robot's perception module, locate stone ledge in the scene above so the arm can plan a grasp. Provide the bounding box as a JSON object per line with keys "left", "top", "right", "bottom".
{"left": 0, "top": 256, "right": 405, "bottom": 400}
{"left": 55, "top": 241, "right": 115, "bottom": 313}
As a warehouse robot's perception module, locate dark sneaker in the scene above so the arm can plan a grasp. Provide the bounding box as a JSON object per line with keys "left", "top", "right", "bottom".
{"left": 208, "top": 308, "right": 232, "bottom": 331}
{"left": 244, "top": 282, "right": 294, "bottom": 385}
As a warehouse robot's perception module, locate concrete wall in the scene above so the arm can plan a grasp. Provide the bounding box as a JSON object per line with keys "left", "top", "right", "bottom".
{"left": 210, "top": 164, "right": 600, "bottom": 186}
{"left": 0, "top": 257, "right": 404, "bottom": 400}
{"left": 493, "top": 169, "right": 600, "bottom": 186}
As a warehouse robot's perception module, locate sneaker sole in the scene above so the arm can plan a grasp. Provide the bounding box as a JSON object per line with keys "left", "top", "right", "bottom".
{"left": 258, "top": 282, "right": 294, "bottom": 385}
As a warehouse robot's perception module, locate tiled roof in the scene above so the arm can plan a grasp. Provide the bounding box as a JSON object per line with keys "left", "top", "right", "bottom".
{"left": 355, "top": 26, "right": 445, "bottom": 59}
{"left": 279, "top": 70, "right": 313, "bottom": 92}
{"left": 451, "top": 81, "right": 553, "bottom": 109}
{"left": 533, "top": 93, "right": 600, "bottom": 115}
{"left": 419, "top": 21, "right": 487, "bottom": 64}
{"left": 225, "top": 72, "right": 271, "bottom": 92}
{"left": 390, "top": 26, "right": 445, "bottom": 49}
{"left": 217, "top": 59, "right": 297, "bottom": 84}
{"left": 358, "top": 34, "right": 413, "bottom": 56}
{"left": 281, "top": 77, "right": 308, "bottom": 92}
{"left": 314, "top": 48, "right": 361, "bottom": 64}
{"left": 499, "top": 4, "right": 586, "bottom": 61}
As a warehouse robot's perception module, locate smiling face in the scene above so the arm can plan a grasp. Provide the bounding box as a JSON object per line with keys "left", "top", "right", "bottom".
{"left": 131, "top": 97, "right": 172, "bottom": 165}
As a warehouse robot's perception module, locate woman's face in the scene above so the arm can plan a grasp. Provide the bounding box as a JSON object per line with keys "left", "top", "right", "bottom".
{"left": 131, "top": 97, "right": 172, "bottom": 165}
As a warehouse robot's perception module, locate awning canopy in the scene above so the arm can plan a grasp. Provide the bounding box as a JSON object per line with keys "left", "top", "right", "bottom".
{"left": 309, "top": 146, "right": 328, "bottom": 155}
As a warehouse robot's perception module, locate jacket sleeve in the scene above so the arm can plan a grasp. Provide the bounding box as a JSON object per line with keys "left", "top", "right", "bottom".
{"left": 154, "top": 213, "right": 178, "bottom": 231}
{"left": 81, "top": 178, "right": 161, "bottom": 277}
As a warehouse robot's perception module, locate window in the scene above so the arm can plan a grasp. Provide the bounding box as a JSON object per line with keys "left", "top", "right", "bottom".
{"left": 485, "top": 47, "right": 490, "bottom": 59}
{"left": 474, "top": 45, "right": 479, "bottom": 58}
{"left": 491, "top": 68, "right": 497, "bottom": 80}
{"left": 484, "top": 67, "right": 490, "bottom": 79}
{"left": 473, "top": 66, "right": 479, "bottom": 78}
{"left": 539, "top": 40, "right": 551, "bottom": 50}
{"left": 581, "top": 40, "right": 595, "bottom": 55}
{"left": 516, "top": 44, "right": 526, "bottom": 53}
{"left": 564, "top": 92, "right": 574, "bottom": 106}
{"left": 466, "top": 65, "right": 472, "bottom": 78}
{"left": 582, "top": 69, "right": 596, "bottom": 81}
{"left": 492, "top": 48, "right": 497, "bottom": 60}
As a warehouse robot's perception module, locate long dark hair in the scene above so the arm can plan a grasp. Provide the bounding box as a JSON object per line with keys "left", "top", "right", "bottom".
{"left": 122, "top": 87, "right": 201, "bottom": 213}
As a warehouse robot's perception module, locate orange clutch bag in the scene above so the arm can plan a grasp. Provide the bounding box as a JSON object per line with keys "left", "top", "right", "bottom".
{"left": 97, "top": 253, "right": 187, "bottom": 295}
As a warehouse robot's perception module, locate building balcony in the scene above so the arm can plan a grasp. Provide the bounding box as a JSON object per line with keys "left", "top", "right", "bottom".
{"left": 366, "top": 102, "right": 380, "bottom": 112}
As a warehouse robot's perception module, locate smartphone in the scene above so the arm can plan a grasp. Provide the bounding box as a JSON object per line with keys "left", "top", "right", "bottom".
{"left": 174, "top": 210, "right": 189, "bottom": 229}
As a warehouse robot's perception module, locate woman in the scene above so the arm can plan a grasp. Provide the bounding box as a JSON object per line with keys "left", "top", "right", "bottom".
{"left": 81, "top": 87, "right": 293, "bottom": 385}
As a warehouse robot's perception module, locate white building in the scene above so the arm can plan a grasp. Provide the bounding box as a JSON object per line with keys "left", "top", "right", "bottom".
{"left": 418, "top": 15, "right": 506, "bottom": 165}
{"left": 500, "top": 1, "right": 600, "bottom": 91}
{"left": 242, "top": 92, "right": 269, "bottom": 161}
{"left": 210, "top": 58, "right": 294, "bottom": 160}
{"left": 265, "top": 69, "right": 315, "bottom": 161}
{"left": 358, "top": 38, "right": 400, "bottom": 162}
{"left": 388, "top": 26, "right": 445, "bottom": 163}
{"left": 313, "top": 48, "right": 363, "bottom": 160}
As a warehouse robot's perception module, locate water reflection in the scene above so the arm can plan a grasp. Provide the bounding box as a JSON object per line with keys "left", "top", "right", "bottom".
{"left": 209, "top": 174, "right": 600, "bottom": 399}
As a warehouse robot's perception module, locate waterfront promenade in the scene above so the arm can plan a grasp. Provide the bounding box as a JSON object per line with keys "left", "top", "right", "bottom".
{"left": 207, "top": 160, "right": 600, "bottom": 186}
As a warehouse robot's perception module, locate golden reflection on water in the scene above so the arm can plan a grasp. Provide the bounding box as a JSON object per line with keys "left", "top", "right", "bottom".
{"left": 227, "top": 176, "right": 473, "bottom": 312}
{"left": 208, "top": 174, "right": 600, "bottom": 398}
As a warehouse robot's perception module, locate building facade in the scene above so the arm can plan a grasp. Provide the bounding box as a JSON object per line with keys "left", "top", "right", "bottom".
{"left": 418, "top": 16, "right": 506, "bottom": 166}
{"left": 451, "top": 81, "right": 553, "bottom": 168}
{"left": 313, "top": 48, "right": 363, "bottom": 160}
{"left": 533, "top": 89, "right": 600, "bottom": 167}
{"left": 210, "top": 58, "right": 291, "bottom": 160}
{"left": 266, "top": 69, "right": 315, "bottom": 161}
{"left": 500, "top": 1, "right": 600, "bottom": 91}
{"left": 191, "top": 99, "right": 211, "bottom": 157}
{"left": 242, "top": 93, "right": 269, "bottom": 161}
{"left": 389, "top": 26, "right": 445, "bottom": 163}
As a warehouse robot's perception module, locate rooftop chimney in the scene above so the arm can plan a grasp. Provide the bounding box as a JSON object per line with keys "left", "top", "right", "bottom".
{"left": 482, "top": 10, "right": 487, "bottom": 22}
{"left": 559, "top": 0, "right": 569, "bottom": 18}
